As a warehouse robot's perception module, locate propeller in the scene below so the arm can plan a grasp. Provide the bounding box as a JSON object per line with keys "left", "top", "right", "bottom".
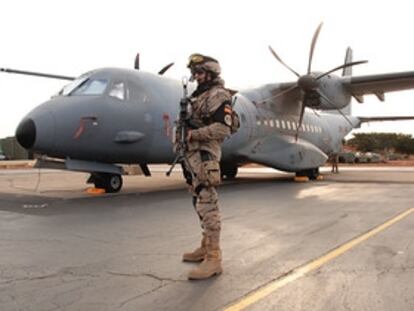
{"left": 268, "top": 22, "right": 367, "bottom": 141}
{"left": 158, "top": 62, "right": 174, "bottom": 75}
{"left": 134, "top": 52, "right": 174, "bottom": 75}
{"left": 134, "top": 53, "right": 140, "bottom": 70}
{"left": 0, "top": 67, "right": 75, "bottom": 80}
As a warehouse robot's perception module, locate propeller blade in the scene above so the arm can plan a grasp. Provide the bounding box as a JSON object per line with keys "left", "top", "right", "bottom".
{"left": 0, "top": 67, "right": 75, "bottom": 80}
{"left": 158, "top": 62, "right": 174, "bottom": 75}
{"left": 317, "top": 90, "right": 354, "bottom": 127}
{"left": 134, "top": 53, "right": 140, "bottom": 70}
{"left": 295, "top": 101, "right": 306, "bottom": 142}
{"left": 257, "top": 84, "right": 298, "bottom": 105}
{"left": 312, "top": 108, "right": 321, "bottom": 117}
{"left": 316, "top": 60, "right": 368, "bottom": 80}
{"left": 307, "top": 22, "right": 323, "bottom": 74}
{"left": 268, "top": 46, "right": 300, "bottom": 78}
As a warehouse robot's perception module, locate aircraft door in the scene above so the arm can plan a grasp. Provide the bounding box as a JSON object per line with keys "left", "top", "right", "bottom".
{"left": 142, "top": 80, "right": 182, "bottom": 163}
{"left": 101, "top": 79, "right": 153, "bottom": 163}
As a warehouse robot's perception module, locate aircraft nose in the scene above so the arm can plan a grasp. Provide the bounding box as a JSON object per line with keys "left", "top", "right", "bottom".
{"left": 16, "top": 118, "right": 36, "bottom": 149}
{"left": 15, "top": 106, "right": 56, "bottom": 152}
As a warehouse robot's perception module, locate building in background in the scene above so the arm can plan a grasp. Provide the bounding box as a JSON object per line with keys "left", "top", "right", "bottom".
{"left": 0, "top": 136, "right": 31, "bottom": 160}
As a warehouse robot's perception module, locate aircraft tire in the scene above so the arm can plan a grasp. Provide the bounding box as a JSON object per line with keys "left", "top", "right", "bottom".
{"left": 94, "top": 173, "right": 123, "bottom": 193}
{"left": 296, "top": 168, "right": 319, "bottom": 180}
{"left": 104, "top": 174, "right": 123, "bottom": 193}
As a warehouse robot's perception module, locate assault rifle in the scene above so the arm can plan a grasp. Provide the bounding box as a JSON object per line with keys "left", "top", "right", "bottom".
{"left": 166, "top": 78, "right": 195, "bottom": 178}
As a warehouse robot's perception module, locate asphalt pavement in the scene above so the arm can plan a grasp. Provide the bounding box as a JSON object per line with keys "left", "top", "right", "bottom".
{"left": 0, "top": 166, "right": 413, "bottom": 311}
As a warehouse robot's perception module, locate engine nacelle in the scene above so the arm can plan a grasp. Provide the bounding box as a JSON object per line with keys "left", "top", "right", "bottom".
{"left": 305, "top": 75, "right": 351, "bottom": 110}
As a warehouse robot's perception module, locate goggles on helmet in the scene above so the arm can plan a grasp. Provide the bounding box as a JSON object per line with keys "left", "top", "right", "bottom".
{"left": 188, "top": 54, "right": 205, "bottom": 68}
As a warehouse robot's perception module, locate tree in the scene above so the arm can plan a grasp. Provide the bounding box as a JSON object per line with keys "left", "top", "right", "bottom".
{"left": 347, "top": 133, "right": 414, "bottom": 154}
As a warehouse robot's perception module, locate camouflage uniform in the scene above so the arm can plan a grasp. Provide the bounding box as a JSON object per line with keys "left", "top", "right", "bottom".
{"left": 186, "top": 77, "right": 231, "bottom": 244}
{"left": 180, "top": 54, "right": 234, "bottom": 280}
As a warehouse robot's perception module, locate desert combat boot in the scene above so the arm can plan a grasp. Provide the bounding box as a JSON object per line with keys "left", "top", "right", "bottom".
{"left": 187, "top": 242, "right": 222, "bottom": 280}
{"left": 182, "top": 233, "right": 208, "bottom": 262}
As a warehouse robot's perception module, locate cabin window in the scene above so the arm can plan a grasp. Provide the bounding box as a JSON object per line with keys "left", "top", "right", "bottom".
{"left": 256, "top": 115, "right": 261, "bottom": 126}
{"left": 281, "top": 120, "right": 286, "bottom": 129}
{"left": 109, "top": 82, "right": 127, "bottom": 100}
{"left": 286, "top": 121, "right": 291, "bottom": 130}
{"left": 71, "top": 78, "right": 108, "bottom": 96}
{"left": 269, "top": 119, "right": 274, "bottom": 127}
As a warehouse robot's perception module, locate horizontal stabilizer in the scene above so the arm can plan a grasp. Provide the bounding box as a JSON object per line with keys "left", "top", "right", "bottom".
{"left": 359, "top": 116, "right": 414, "bottom": 123}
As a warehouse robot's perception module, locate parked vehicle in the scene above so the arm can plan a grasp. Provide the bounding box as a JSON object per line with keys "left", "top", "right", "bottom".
{"left": 338, "top": 152, "right": 356, "bottom": 163}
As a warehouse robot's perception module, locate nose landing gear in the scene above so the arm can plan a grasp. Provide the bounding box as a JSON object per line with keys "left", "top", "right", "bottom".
{"left": 87, "top": 173, "right": 123, "bottom": 193}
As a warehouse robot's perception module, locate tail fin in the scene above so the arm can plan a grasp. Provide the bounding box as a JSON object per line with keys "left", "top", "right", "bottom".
{"left": 341, "top": 47, "right": 353, "bottom": 115}
{"left": 342, "top": 47, "right": 353, "bottom": 76}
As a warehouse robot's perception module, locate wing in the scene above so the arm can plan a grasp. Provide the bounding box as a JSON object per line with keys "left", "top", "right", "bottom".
{"left": 343, "top": 71, "right": 414, "bottom": 103}
{"left": 0, "top": 67, "right": 75, "bottom": 80}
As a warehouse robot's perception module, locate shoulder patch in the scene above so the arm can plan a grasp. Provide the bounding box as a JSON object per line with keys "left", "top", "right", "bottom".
{"left": 211, "top": 101, "right": 233, "bottom": 127}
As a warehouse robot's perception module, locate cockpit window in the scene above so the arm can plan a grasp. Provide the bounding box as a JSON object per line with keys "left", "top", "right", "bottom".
{"left": 109, "top": 82, "right": 126, "bottom": 100}
{"left": 57, "top": 71, "right": 96, "bottom": 96}
{"left": 70, "top": 78, "right": 109, "bottom": 96}
{"left": 59, "top": 77, "right": 88, "bottom": 96}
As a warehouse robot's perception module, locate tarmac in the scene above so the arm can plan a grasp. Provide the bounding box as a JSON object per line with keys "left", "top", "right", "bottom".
{"left": 0, "top": 165, "right": 413, "bottom": 311}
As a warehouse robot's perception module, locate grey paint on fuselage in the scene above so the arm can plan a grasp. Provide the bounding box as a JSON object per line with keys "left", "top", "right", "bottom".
{"left": 22, "top": 67, "right": 355, "bottom": 173}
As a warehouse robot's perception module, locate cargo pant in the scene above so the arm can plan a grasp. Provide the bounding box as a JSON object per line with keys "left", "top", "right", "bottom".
{"left": 184, "top": 150, "right": 221, "bottom": 245}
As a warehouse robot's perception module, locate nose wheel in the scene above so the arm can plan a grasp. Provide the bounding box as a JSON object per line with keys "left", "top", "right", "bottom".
{"left": 88, "top": 173, "right": 123, "bottom": 193}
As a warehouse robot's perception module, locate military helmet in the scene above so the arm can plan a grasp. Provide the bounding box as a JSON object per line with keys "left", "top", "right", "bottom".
{"left": 187, "top": 53, "right": 221, "bottom": 76}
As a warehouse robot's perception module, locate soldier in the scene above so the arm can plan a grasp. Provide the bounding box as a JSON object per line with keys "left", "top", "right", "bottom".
{"left": 330, "top": 153, "right": 339, "bottom": 173}
{"left": 180, "top": 53, "right": 237, "bottom": 280}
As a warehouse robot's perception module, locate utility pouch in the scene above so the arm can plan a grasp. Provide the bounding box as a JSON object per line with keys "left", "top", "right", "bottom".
{"left": 199, "top": 160, "right": 221, "bottom": 187}
{"left": 198, "top": 150, "right": 221, "bottom": 186}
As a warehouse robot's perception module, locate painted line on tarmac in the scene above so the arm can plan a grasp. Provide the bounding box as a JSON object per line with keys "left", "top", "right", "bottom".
{"left": 223, "top": 207, "right": 414, "bottom": 311}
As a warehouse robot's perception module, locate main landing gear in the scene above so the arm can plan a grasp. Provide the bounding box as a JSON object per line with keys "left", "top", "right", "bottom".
{"left": 294, "top": 167, "right": 322, "bottom": 181}
{"left": 87, "top": 173, "right": 123, "bottom": 193}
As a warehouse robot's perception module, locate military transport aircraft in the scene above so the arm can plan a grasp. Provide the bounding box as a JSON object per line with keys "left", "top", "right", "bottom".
{"left": 2, "top": 23, "right": 414, "bottom": 193}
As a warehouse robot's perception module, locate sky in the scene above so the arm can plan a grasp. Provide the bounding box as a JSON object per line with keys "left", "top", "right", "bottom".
{"left": 1, "top": 0, "right": 414, "bottom": 138}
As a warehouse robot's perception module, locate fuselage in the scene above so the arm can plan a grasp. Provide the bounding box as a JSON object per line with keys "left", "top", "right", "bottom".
{"left": 15, "top": 68, "right": 358, "bottom": 172}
